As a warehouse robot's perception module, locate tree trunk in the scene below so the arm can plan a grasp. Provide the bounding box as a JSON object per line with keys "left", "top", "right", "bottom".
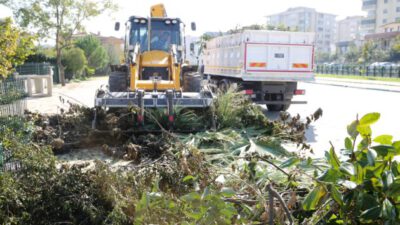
{"left": 56, "top": 48, "right": 65, "bottom": 86}
{"left": 56, "top": 5, "right": 65, "bottom": 86}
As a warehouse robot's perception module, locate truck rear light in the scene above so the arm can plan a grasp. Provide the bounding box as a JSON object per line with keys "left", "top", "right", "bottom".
{"left": 244, "top": 89, "right": 254, "bottom": 95}
{"left": 294, "top": 89, "right": 305, "bottom": 95}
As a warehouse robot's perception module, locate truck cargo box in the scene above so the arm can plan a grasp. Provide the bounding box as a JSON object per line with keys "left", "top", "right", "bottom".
{"left": 203, "top": 30, "right": 315, "bottom": 82}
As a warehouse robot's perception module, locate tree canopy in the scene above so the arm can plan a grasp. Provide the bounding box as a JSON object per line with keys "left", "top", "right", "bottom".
{"left": 2, "top": 0, "right": 117, "bottom": 85}
{"left": 75, "top": 35, "right": 109, "bottom": 71}
{"left": 0, "top": 17, "right": 35, "bottom": 78}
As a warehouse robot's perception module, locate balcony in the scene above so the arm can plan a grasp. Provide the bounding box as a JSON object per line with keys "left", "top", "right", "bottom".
{"left": 362, "top": 0, "right": 377, "bottom": 10}
{"left": 361, "top": 19, "right": 376, "bottom": 29}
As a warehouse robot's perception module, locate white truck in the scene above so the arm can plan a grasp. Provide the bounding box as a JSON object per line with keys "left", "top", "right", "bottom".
{"left": 202, "top": 30, "right": 315, "bottom": 111}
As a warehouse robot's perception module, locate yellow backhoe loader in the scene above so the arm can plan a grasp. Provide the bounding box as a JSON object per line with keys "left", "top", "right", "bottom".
{"left": 94, "top": 4, "right": 213, "bottom": 126}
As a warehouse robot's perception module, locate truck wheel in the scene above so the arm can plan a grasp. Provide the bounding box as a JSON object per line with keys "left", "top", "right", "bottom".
{"left": 183, "top": 72, "right": 202, "bottom": 92}
{"left": 109, "top": 71, "right": 128, "bottom": 92}
{"left": 266, "top": 94, "right": 288, "bottom": 111}
{"left": 218, "top": 79, "right": 230, "bottom": 92}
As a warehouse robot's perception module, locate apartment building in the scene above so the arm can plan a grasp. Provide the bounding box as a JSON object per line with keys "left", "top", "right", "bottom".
{"left": 362, "top": 0, "right": 400, "bottom": 34}
{"left": 266, "top": 7, "right": 337, "bottom": 53}
{"left": 365, "top": 22, "right": 400, "bottom": 50}
{"left": 336, "top": 16, "right": 364, "bottom": 54}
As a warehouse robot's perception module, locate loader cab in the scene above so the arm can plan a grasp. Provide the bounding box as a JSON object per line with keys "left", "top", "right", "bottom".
{"left": 128, "top": 16, "right": 183, "bottom": 57}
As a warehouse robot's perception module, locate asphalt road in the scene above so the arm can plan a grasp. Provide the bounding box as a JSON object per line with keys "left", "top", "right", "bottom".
{"left": 266, "top": 79, "right": 400, "bottom": 157}
{"left": 27, "top": 76, "right": 400, "bottom": 157}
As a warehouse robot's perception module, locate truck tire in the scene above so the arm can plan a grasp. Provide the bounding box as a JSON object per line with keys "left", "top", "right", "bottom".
{"left": 218, "top": 79, "right": 230, "bottom": 92}
{"left": 266, "top": 94, "right": 290, "bottom": 112}
{"left": 108, "top": 71, "right": 128, "bottom": 92}
{"left": 183, "top": 72, "right": 202, "bottom": 92}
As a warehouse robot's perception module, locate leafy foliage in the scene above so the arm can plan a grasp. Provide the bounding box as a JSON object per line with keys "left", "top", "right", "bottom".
{"left": 0, "top": 18, "right": 35, "bottom": 78}
{"left": 75, "top": 35, "right": 109, "bottom": 74}
{"left": 302, "top": 113, "right": 400, "bottom": 225}
{"left": 3, "top": 0, "right": 117, "bottom": 85}
{"left": 63, "top": 47, "right": 87, "bottom": 77}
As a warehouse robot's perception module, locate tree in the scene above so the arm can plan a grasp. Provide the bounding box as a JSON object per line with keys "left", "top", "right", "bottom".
{"left": 63, "top": 47, "right": 87, "bottom": 78}
{"left": 389, "top": 36, "right": 400, "bottom": 62}
{"left": 0, "top": 17, "right": 35, "bottom": 78}
{"left": 75, "top": 35, "right": 109, "bottom": 74}
{"left": 344, "top": 43, "right": 361, "bottom": 64}
{"left": 315, "top": 52, "right": 332, "bottom": 64}
{"left": 360, "top": 40, "right": 389, "bottom": 64}
{"left": 104, "top": 44, "right": 123, "bottom": 65}
{"left": 3, "top": 0, "right": 117, "bottom": 86}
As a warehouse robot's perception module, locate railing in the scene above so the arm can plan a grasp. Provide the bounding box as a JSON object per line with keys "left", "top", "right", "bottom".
{"left": 15, "top": 62, "right": 59, "bottom": 84}
{"left": 0, "top": 79, "right": 27, "bottom": 117}
{"left": 315, "top": 64, "right": 400, "bottom": 78}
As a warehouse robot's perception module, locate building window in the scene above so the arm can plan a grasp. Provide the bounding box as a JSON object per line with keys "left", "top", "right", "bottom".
{"left": 383, "top": 9, "right": 388, "bottom": 14}
{"left": 385, "top": 0, "right": 388, "bottom": 3}
{"left": 383, "top": 19, "right": 388, "bottom": 24}
{"left": 397, "top": 7, "right": 400, "bottom": 12}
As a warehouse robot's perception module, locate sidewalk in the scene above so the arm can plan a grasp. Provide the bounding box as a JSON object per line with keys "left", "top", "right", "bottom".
{"left": 312, "top": 77, "right": 400, "bottom": 92}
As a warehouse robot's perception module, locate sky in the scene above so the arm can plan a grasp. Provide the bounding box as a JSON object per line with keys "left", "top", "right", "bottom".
{"left": 86, "top": 0, "right": 365, "bottom": 38}
{"left": 1, "top": 0, "right": 365, "bottom": 38}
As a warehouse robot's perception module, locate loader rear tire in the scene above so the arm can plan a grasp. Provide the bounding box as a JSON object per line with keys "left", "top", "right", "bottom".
{"left": 108, "top": 71, "right": 128, "bottom": 92}
{"left": 183, "top": 72, "right": 202, "bottom": 92}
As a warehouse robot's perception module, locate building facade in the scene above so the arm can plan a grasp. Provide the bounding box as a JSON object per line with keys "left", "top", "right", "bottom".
{"left": 336, "top": 16, "right": 364, "bottom": 54}
{"left": 362, "top": 0, "right": 400, "bottom": 34}
{"left": 365, "top": 22, "right": 400, "bottom": 50}
{"left": 266, "top": 7, "right": 337, "bottom": 53}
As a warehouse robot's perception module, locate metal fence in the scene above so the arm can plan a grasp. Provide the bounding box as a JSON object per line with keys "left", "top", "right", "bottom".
{"left": 315, "top": 65, "right": 400, "bottom": 78}
{"left": 15, "top": 62, "right": 59, "bottom": 83}
{"left": 0, "top": 144, "right": 21, "bottom": 172}
{"left": 0, "top": 79, "right": 27, "bottom": 117}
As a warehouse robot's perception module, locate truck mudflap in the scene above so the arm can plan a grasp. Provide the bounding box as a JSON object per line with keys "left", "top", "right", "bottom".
{"left": 95, "top": 89, "right": 214, "bottom": 108}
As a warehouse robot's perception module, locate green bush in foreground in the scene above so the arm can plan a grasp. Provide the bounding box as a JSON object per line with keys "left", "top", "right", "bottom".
{"left": 302, "top": 112, "right": 400, "bottom": 225}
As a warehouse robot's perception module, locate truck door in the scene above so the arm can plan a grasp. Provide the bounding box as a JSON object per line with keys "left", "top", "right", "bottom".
{"left": 267, "top": 46, "right": 289, "bottom": 71}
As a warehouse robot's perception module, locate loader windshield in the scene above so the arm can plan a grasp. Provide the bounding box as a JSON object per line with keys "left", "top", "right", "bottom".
{"left": 129, "top": 18, "right": 181, "bottom": 52}
{"left": 149, "top": 19, "right": 180, "bottom": 51}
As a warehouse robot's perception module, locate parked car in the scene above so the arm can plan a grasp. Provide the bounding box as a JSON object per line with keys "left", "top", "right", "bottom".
{"left": 368, "top": 62, "right": 399, "bottom": 69}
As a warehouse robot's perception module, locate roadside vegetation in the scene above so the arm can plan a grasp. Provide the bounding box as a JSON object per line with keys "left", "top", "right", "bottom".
{"left": 316, "top": 73, "right": 400, "bottom": 83}
{"left": 1, "top": 87, "right": 399, "bottom": 224}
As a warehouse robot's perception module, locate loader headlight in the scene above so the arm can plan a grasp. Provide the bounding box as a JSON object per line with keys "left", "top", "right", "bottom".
{"left": 165, "top": 20, "right": 171, "bottom": 24}
{"left": 172, "top": 20, "right": 177, "bottom": 24}
{"left": 133, "top": 19, "right": 139, "bottom": 23}
{"left": 140, "top": 19, "right": 146, "bottom": 24}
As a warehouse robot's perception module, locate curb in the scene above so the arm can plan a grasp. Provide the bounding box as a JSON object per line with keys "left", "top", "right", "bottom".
{"left": 315, "top": 77, "right": 400, "bottom": 87}
{"left": 307, "top": 79, "right": 400, "bottom": 93}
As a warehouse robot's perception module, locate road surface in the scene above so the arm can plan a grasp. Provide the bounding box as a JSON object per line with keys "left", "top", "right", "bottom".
{"left": 272, "top": 79, "right": 400, "bottom": 156}
{"left": 27, "top": 76, "right": 400, "bottom": 157}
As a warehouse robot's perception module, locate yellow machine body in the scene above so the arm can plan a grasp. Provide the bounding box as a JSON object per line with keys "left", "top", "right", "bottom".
{"left": 128, "top": 4, "right": 182, "bottom": 92}
{"left": 130, "top": 50, "right": 181, "bottom": 91}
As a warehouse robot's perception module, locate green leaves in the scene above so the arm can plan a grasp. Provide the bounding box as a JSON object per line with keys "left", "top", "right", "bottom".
{"left": 302, "top": 185, "right": 327, "bottom": 211}
{"left": 382, "top": 198, "right": 396, "bottom": 219}
{"left": 280, "top": 157, "right": 300, "bottom": 168}
{"left": 360, "top": 206, "right": 381, "bottom": 222}
{"left": 359, "top": 113, "right": 380, "bottom": 126}
{"left": 339, "top": 162, "right": 355, "bottom": 176}
{"left": 373, "top": 135, "right": 393, "bottom": 145}
{"left": 356, "top": 113, "right": 380, "bottom": 139}
{"left": 347, "top": 120, "right": 359, "bottom": 139}
{"left": 0, "top": 18, "right": 35, "bottom": 77}
{"left": 345, "top": 137, "right": 353, "bottom": 150}
{"left": 329, "top": 185, "right": 343, "bottom": 206}
{"left": 326, "top": 147, "right": 340, "bottom": 170}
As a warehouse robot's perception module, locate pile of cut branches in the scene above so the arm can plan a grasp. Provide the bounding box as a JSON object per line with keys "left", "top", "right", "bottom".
{"left": 0, "top": 89, "right": 329, "bottom": 224}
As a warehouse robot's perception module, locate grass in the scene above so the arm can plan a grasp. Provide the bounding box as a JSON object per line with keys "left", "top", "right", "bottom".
{"left": 316, "top": 73, "right": 400, "bottom": 83}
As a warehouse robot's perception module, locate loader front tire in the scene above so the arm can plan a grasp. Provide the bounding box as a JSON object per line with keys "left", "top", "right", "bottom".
{"left": 183, "top": 72, "right": 202, "bottom": 92}
{"left": 108, "top": 71, "right": 128, "bottom": 92}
